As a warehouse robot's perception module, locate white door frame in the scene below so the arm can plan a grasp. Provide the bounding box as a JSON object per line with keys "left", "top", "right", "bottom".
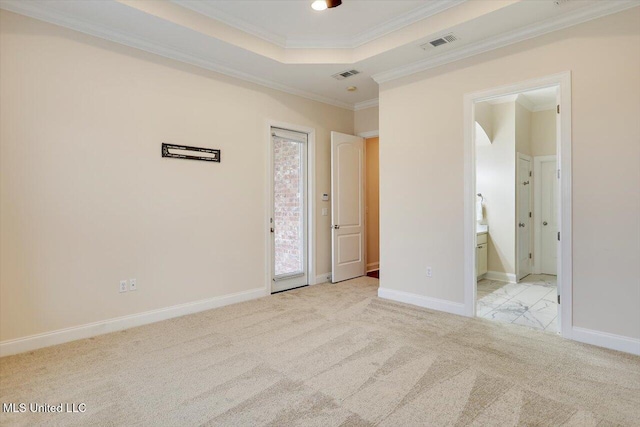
{"left": 515, "top": 152, "right": 533, "bottom": 282}
{"left": 265, "top": 120, "right": 316, "bottom": 294}
{"left": 533, "top": 155, "right": 557, "bottom": 275}
{"left": 358, "top": 130, "right": 380, "bottom": 274}
{"left": 463, "top": 71, "right": 572, "bottom": 339}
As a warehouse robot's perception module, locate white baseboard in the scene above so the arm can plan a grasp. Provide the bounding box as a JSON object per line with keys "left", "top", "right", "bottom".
{"left": 378, "top": 287, "right": 466, "bottom": 317}
{"left": 0, "top": 287, "right": 267, "bottom": 357}
{"left": 571, "top": 326, "right": 640, "bottom": 356}
{"left": 315, "top": 273, "right": 331, "bottom": 284}
{"left": 366, "top": 262, "right": 379, "bottom": 272}
{"left": 484, "top": 271, "right": 517, "bottom": 283}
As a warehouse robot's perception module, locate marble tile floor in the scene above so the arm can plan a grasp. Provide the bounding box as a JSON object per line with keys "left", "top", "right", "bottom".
{"left": 477, "top": 274, "right": 558, "bottom": 333}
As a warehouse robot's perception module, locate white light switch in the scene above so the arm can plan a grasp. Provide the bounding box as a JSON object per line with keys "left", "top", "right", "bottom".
{"left": 322, "top": 193, "right": 329, "bottom": 201}
{"left": 322, "top": 208, "right": 328, "bottom": 216}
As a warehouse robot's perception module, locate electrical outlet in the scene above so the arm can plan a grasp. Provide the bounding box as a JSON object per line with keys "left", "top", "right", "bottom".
{"left": 322, "top": 208, "right": 328, "bottom": 216}
{"left": 426, "top": 267, "right": 433, "bottom": 278}
{"left": 129, "top": 278, "right": 137, "bottom": 291}
{"left": 119, "top": 280, "right": 128, "bottom": 293}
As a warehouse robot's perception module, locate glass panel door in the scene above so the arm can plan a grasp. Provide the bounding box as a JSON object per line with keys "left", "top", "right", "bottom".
{"left": 271, "top": 127, "right": 308, "bottom": 292}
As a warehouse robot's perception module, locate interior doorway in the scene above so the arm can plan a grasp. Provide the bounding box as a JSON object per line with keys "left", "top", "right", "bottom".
{"left": 464, "top": 73, "right": 572, "bottom": 337}
{"left": 365, "top": 136, "right": 380, "bottom": 279}
{"left": 516, "top": 153, "right": 533, "bottom": 281}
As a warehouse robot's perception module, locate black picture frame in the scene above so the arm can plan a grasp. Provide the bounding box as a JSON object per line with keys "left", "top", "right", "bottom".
{"left": 161, "top": 143, "right": 220, "bottom": 163}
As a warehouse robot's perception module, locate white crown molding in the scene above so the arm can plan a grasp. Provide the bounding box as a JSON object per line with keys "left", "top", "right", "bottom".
{"left": 287, "top": 0, "right": 466, "bottom": 49}
{"left": 516, "top": 94, "right": 536, "bottom": 112}
{"left": 354, "top": 98, "right": 379, "bottom": 111}
{"left": 0, "top": 0, "right": 355, "bottom": 111}
{"left": 484, "top": 93, "right": 556, "bottom": 112}
{"left": 172, "top": 0, "right": 287, "bottom": 47}
{"left": 532, "top": 103, "right": 556, "bottom": 112}
{"left": 485, "top": 94, "right": 518, "bottom": 105}
{"left": 173, "top": 0, "right": 466, "bottom": 49}
{"left": 372, "top": 0, "right": 640, "bottom": 84}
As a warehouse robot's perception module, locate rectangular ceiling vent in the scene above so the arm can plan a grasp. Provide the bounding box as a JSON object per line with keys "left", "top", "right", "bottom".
{"left": 422, "top": 33, "right": 458, "bottom": 49}
{"left": 332, "top": 69, "right": 360, "bottom": 80}
{"left": 554, "top": 0, "right": 570, "bottom": 6}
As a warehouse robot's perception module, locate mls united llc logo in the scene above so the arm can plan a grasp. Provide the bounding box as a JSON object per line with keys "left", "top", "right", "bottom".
{"left": 3, "top": 403, "right": 86, "bottom": 413}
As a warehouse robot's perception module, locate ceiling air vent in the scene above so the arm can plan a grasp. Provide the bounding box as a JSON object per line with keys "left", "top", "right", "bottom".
{"left": 332, "top": 69, "right": 360, "bottom": 80}
{"left": 422, "top": 33, "right": 458, "bottom": 49}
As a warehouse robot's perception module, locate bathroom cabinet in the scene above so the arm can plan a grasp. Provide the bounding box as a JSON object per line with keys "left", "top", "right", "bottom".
{"left": 476, "top": 233, "right": 488, "bottom": 277}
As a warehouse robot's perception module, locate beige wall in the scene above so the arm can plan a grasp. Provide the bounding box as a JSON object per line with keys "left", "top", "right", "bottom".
{"left": 354, "top": 106, "right": 379, "bottom": 135}
{"left": 515, "top": 100, "right": 532, "bottom": 157}
{"left": 380, "top": 9, "right": 640, "bottom": 339}
{"left": 0, "top": 11, "right": 353, "bottom": 342}
{"left": 475, "top": 102, "right": 493, "bottom": 142}
{"left": 476, "top": 102, "right": 516, "bottom": 275}
{"left": 531, "top": 109, "right": 557, "bottom": 157}
{"left": 366, "top": 137, "right": 380, "bottom": 271}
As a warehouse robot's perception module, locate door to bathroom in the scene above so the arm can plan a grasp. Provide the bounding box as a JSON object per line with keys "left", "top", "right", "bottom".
{"left": 535, "top": 155, "right": 558, "bottom": 275}
{"left": 271, "top": 127, "right": 308, "bottom": 293}
{"left": 516, "top": 153, "right": 532, "bottom": 281}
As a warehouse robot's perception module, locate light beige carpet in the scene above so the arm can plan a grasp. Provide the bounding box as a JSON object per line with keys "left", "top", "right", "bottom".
{"left": 1, "top": 277, "right": 639, "bottom": 426}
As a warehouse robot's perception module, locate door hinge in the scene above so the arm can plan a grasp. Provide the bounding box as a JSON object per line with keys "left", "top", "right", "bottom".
{"left": 557, "top": 169, "right": 560, "bottom": 179}
{"left": 557, "top": 231, "right": 560, "bottom": 241}
{"left": 557, "top": 294, "right": 560, "bottom": 304}
{"left": 529, "top": 253, "right": 532, "bottom": 259}
{"left": 529, "top": 171, "right": 532, "bottom": 177}
{"left": 557, "top": 104, "right": 560, "bottom": 114}
{"left": 529, "top": 212, "right": 532, "bottom": 218}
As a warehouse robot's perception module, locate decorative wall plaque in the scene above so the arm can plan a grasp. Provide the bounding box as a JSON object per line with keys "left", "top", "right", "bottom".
{"left": 162, "top": 143, "right": 220, "bottom": 163}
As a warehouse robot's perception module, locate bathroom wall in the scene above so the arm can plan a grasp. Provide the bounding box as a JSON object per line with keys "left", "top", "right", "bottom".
{"left": 531, "top": 109, "right": 556, "bottom": 157}
{"left": 475, "top": 102, "right": 493, "bottom": 141}
{"left": 515, "top": 100, "right": 532, "bottom": 157}
{"left": 476, "top": 102, "right": 517, "bottom": 277}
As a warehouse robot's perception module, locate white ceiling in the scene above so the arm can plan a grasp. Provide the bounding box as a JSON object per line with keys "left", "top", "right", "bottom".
{"left": 520, "top": 87, "right": 558, "bottom": 111}
{"left": 486, "top": 86, "right": 558, "bottom": 112}
{"left": 1, "top": 0, "right": 637, "bottom": 110}
{"left": 174, "top": 0, "right": 441, "bottom": 48}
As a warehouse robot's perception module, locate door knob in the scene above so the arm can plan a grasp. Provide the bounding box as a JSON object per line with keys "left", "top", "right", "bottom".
{"left": 519, "top": 223, "right": 525, "bottom": 227}
{"left": 543, "top": 221, "right": 548, "bottom": 226}
{"left": 332, "top": 225, "right": 340, "bottom": 230}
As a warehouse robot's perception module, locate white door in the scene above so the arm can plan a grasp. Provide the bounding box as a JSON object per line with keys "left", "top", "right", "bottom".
{"left": 516, "top": 153, "right": 532, "bottom": 281}
{"left": 331, "top": 131, "right": 365, "bottom": 283}
{"left": 539, "top": 157, "right": 558, "bottom": 275}
{"left": 271, "top": 127, "right": 308, "bottom": 293}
